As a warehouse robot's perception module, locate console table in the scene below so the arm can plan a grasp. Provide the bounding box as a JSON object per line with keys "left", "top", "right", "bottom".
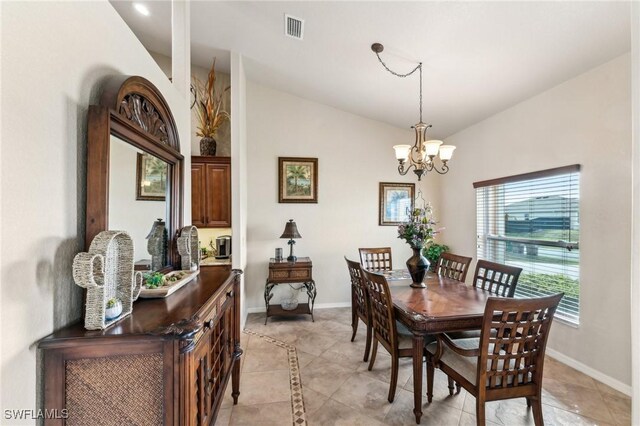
{"left": 264, "top": 257, "right": 317, "bottom": 324}
{"left": 39, "top": 268, "right": 242, "bottom": 425}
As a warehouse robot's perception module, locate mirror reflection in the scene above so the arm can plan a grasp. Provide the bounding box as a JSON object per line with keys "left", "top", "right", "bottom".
{"left": 108, "top": 135, "right": 170, "bottom": 271}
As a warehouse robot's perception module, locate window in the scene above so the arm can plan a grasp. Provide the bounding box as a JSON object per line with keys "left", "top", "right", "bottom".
{"left": 475, "top": 165, "right": 580, "bottom": 324}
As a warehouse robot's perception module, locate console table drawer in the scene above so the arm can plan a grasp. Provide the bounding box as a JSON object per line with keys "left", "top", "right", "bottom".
{"left": 269, "top": 268, "right": 311, "bottom": 281}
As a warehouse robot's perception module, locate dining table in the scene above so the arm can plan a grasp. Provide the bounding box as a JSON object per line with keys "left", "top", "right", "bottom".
{"left": 379, "top": 269, "right": 493, "bottom": 424}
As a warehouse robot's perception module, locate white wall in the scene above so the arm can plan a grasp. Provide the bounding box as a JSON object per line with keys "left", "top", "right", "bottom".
{"left": 0, "top": 1, "right": 190, "bottom": 419}
{"left": 245, "top": 82, "right": 439, "bottom": 311}
{"left": 630, "top": 2, "right": 640, "bottom": 421}
{"left": 231, "top": 53, "right": 248, "bottom": 327}
{"left": 438, "top": 54, "right": 632, "bottom": 390}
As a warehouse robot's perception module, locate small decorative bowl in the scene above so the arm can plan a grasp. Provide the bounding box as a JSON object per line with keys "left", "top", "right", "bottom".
{"left": 105, "top": 299, "right": 123, "bottom": 320}
{"left": 281, "top": 297, "right": 299, "bottom": 311}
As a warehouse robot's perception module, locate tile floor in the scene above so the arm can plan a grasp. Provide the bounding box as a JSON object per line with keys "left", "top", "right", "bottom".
{"left": 217, "top": 308, "right": 631, "bottom": 426}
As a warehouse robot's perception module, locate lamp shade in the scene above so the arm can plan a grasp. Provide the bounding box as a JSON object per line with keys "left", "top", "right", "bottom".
{"left": 393, "top": 144, "right": 411, "bottom": 161}
{"left": 424, "top": 140, "right": 443, "bottom": 157}
{"left": 280, "top": 219, "right": 302, "bottom": 239}
{"left": 439, "top": 145, "right": 456, "bottom": 161}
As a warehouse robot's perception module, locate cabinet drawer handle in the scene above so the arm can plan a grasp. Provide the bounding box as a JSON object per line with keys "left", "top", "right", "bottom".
{"left": 226, "top": 290, "right": 234, "bottom": 298}
{"left": 204, "top": 319, "right": 214, "bottom": 329}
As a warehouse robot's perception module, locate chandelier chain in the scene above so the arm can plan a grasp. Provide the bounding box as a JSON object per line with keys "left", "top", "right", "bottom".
{"left": 374, "top": 52, "right": 423, "bottom": 123}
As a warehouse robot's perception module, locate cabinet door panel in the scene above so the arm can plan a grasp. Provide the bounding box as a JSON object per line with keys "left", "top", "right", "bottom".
{"left": 191, "top": 164, "right": 206, "bottom": 227}
{"left": 191, "top": 333, "right": 212, "bottom": 426}
{"left": 204, "top": 163, "right": 231, "bottom": 227}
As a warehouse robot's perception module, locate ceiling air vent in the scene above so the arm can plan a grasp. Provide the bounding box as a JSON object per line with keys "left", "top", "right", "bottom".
{"left": 284, "top": 14, "right": 304, "bottom": 40}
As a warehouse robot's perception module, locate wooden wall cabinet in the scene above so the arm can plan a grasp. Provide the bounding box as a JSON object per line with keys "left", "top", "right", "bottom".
{"left": 39, "top": 268, "right": 242, "bottom": 426}
{"left": 192, "top": 156, "right": 231, "bottom": 228}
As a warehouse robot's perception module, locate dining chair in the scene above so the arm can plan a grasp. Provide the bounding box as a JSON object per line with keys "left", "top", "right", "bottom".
{"left": 473, "top": 260, "right": 523, "bottom": 297}
{"left": 446, "top": 259, "right": 524, "bottom": 394}
{"left": 426, "top": 293, "right": 563, "bottom": 426}
{"left": 436, "top": 252, "right": 473, "bottom": 283}
{"left": 359, "top": 247, "right": 393, "bottom": 271}
{"left": 361, "top": 269, "right": 430, "bottom": 402}
{"left": 345, "top": 257, "right": 372, "bottom": 362}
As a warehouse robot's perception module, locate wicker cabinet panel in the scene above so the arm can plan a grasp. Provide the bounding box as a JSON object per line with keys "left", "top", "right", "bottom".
{"left": 65, "top": 354, "right": 163, "bottom": 426}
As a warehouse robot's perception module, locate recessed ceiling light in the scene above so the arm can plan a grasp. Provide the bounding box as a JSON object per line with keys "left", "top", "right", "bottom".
{"left": 133, "top": 3, "right": 150, "bottom": 16}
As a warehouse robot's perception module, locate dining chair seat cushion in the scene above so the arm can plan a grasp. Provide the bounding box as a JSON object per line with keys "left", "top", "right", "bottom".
{"left": 445, "top": 328, "right": 498, "bottom": 340}
{"left": 397, "top": 320, "right": 413, "bottom": 349}
{"left": 444, "top": 330, "right": 481, "bottom": 340}
{"left": 426, "top": 338, "right": 528, "bottom": 387}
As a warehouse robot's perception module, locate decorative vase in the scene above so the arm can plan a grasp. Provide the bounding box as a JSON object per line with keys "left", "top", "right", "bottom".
{"left": 200, "top": 137, "right": 217, "bottom": 156}
{"left": 406, "top": 246, "right": 430, "bottom": 288}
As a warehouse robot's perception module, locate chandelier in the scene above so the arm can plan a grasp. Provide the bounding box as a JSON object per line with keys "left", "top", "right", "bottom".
{"left": 371, "top": 43, "right": 456, "bottom": 181}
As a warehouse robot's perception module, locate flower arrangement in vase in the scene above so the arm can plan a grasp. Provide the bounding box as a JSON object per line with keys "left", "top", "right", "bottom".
{"left": 398, "top": 203, "right": 441, "bottom": 288}
{"left": 192, "top": 58, "right": 230, "bottom": 156}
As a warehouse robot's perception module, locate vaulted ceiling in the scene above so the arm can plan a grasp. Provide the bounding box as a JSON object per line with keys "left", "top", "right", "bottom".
{"left": 111, "top": 1, "right": 630, "bottom": 139}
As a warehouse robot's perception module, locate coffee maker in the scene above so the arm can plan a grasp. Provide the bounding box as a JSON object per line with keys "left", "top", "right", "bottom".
{"left": 215, "top": 235, "right": 232, "bottom": 259}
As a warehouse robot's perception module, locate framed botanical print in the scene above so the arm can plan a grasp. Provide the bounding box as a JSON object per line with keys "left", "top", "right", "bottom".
{"left": 278, "top": 157, "right": 318, "bottom": 203}
{"left": 379, "top": 182, "right": 415, "bottom": 225}
{"left": 136, "top": 153, "right": 168, "bottom": 201}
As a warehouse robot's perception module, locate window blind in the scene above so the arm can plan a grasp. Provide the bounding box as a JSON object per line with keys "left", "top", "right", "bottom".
{"left": 475, "top": 165, "right": 580, "bottom": 324}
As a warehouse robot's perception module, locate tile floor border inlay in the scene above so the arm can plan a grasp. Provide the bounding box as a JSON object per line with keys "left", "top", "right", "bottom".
{"left": 243, "top": 329, "right": 307, "bottom": 425}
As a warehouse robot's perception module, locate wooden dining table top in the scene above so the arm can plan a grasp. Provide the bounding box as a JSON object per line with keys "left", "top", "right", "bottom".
{"left": 379, "top": 269, "right": 494, "bottom": 334}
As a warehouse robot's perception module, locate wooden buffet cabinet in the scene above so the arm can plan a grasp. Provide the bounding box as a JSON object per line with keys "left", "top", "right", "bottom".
{"left": 38, "top": 268, "right": 242, "bottom": 425}
{"left": 191, "top": 156, "right": 231, "bottom": 228}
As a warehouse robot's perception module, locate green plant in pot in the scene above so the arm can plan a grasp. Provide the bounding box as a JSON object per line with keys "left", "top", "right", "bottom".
{"left": 423, "top": 243, "right": 450, "bottom": 272}
{"left": 398, "top": 203, "right": 441, "bottom": 288}
{"left": 192, "top": 58, "right": 230, "bottom": 156}
{"left": 105, "top": 297, "right": 123, "bottom": 320}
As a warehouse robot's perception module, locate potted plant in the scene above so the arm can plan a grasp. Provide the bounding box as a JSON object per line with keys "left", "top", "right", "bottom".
{"left": 424, "top": 243, "right": 450, "bottom": 272}
{"left": 398, "top": 203, "right": 441, "bottom": 288}
{"left": 192, "top": 58, "right": 230, "bottom": 156}
{"left": 105, "top": 297, "right": 123, "bottom": 320}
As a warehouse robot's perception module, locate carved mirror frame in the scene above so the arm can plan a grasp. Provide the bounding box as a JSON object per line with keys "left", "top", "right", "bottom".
{"left": 86, "top": 76, "right": 183, "bottom": 270}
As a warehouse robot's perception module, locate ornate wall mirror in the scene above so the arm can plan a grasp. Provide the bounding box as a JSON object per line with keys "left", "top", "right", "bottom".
{"left": 86, "top": 76, "right": 183, "bottom": 272}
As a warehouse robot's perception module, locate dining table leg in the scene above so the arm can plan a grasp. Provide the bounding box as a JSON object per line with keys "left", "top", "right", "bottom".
{"left": 412, "top": 334, "right": 424, "bottom": 424}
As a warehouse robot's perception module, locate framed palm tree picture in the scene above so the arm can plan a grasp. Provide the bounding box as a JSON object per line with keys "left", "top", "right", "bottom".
{"left": 379, "top": 182, "right": 415, "bottom": 225}
{"left": 136, "top": 153, "right": 168, "bottom": 201}
{"left": 278, "top": 157, "right": 318, "bottom": 203}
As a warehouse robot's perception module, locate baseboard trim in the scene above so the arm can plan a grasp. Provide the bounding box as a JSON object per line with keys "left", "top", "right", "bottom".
{"left": 246, "top": 302, "right": 351, "bottom": 314}
{"left": 545, "top": 347, "right": 631, "bottom": 397}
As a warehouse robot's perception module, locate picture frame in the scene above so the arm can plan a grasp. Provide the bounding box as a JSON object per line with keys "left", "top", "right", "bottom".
{"left": 136, "top": 153, "right": 168, "bottom": 201}
{"left": 379, "top": 182, "right": 415, "bottom": 226}
{"left": 278, "top": 157, "right": 318, "bottom": 203}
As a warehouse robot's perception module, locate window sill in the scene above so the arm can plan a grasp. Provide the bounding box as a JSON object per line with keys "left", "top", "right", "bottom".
{"left": 554, "top": 316, "right": 579, "bottom": 329}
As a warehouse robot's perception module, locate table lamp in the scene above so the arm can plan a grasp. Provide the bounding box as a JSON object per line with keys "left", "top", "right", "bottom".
{"left": 280, "top": 219, "right": 302, "bottom": 262}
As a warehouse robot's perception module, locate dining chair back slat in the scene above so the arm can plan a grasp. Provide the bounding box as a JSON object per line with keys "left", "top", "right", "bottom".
{"left": 362, "top": 270, "right": 396, "bottom": 352}
{"left": 345, "top": 257, "right": 373, "bottom": 361}
{"left": 473, "top": 260, "right": 523, "bottom": 297}
{"left": 436, "top": 253, "right": 473, "bottom": 283}
{"left": 479, "top": 293, "right": 562, "bottom": 390}
{"left": 359, "top": 247, "right": 393, "bottom": 271}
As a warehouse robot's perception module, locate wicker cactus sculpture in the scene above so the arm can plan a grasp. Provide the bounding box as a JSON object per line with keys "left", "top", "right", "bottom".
{"left": 177, "top": 225, "right": 200, "bottom": 271}
{"left": 73, "top": 231, "right": 143, "bottom": 330}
